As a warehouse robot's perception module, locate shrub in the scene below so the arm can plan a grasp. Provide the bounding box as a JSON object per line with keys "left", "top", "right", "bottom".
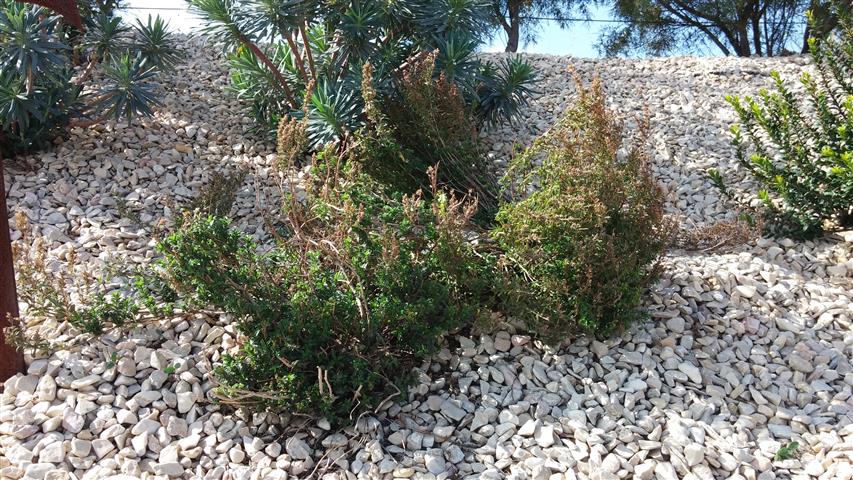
{"left": 8, "top": 212, "right": 172, "bottom": 349}
{"left": 715, "top": 5, "right": 852, "bottom": 238}
{"left": 492, "top": 75, "right": 671, "bottom": 338}
{"left": 357, "top": 54, "right": 499, "bottom": 217}
{"left": 188, "top": 0, "right": 538, "bottom": 145}
{"left": 189, "top": 168, "right": 247, "bottom": 217}
{"left": 0, "top": 1, "right": 179, "bottom": 156}
{"left": 157, "top": 155, "right": 490, "bottom": 424}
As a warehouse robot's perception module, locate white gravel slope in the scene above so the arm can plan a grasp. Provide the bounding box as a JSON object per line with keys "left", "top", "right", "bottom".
{"left": 1, "top": 40, "right": 851, "bottom": 480}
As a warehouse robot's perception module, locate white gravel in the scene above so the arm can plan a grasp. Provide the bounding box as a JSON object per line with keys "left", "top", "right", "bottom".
{"left": 1, "top": 38, "right": 852, "bottom": 480}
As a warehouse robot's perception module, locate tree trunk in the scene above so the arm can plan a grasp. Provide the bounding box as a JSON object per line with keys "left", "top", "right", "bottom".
{"left": 505, "top": 4, "right": 520, "bottom": 52}
{"left": 735, "top": 24, "right": 753, "bottom": 56}
{"left": 751, "top": 8, "right": 763, "bottom": 55}
{"left": 506, "top": 23, "right": 519, "bottom": 52}
{"left": 0, "top": 155, "right": 24, "bottom": 383}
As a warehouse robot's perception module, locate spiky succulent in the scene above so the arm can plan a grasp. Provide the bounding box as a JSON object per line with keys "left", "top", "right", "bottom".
{"left": 0, "top": 0, "right": 180, "bottom": 155}
{"left": 188, "top": 0, "right": 538, "bottom": 149}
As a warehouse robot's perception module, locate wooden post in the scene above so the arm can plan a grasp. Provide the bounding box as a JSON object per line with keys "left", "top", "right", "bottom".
{"left": 0, "top": 154, "right": 24, "bottom": 381}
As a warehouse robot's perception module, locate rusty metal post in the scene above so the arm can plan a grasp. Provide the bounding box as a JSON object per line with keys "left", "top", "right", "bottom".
{"left": 0, "top": 155, "right": 24, "bottom": 381}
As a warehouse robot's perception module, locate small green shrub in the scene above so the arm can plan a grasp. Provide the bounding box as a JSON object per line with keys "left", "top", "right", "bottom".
{"left": 719, "top": 5, "right": 852, "bottom": 238}
{"left": 774, "top": 441, "right": 800, "bottom": 461}
{"left": 9, "top": 212, "right": 172, "bottom": 348}
{"left": 493, "top": 75, "right": 671, "bottom": 338}
{"left": 157, "top": 155, "right": 490, "bottom": 424}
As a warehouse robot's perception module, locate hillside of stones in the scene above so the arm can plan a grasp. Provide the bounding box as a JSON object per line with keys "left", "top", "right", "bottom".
{"left": 1, "top": 38, "right": 851, "bottom": 480}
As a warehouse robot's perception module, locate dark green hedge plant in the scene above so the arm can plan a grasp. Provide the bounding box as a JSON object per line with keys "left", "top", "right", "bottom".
{"left": 157, "top": 155, "right": 490, "bottom": 424}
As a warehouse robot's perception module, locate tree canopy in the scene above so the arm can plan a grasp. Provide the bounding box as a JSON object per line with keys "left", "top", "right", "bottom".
{"left": 600, "top": 0, "right": 845, "bottom": 56}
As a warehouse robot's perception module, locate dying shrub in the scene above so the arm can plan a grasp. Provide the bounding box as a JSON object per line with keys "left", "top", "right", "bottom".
{"left": 157, "top": 153, "right": 490, "bottom": 424}
{"left": 8, "top": 212, "right": 172, "bottom": 349}
{"left": 714, "top": 4, "right": 852, "bottom": 238}
{"left": 493, "top": 75, "right": 672, "bottom": 338}
{"left": 677, "top": 216, "right": 763, "bottom": 252}
{"left": 276, "top": 115, "right": 309, "bottom": 169}
{"left": 190, "top": 168, "right": 248, "bottom": 217}
{"left": 357, "top": 55, "right": 499, "bottom": 217}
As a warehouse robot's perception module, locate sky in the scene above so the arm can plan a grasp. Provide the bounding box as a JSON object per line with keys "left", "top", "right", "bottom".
{"left": 122, "top": 1, "right": 616, "bottom": 58}
{"left": 122, "top": 2, "right": 814, "bottom": 57}
{"left": 483, "top": 5, "right": 613, "bottom": 57}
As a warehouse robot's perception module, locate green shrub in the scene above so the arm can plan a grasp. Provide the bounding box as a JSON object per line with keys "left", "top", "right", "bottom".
{"left": 717, "top": 5, "right": 852, "bottom": 238}
{"left": 157, "top": 155, "right": 490, "bottom": 424}
{"left": 0, "top": 1, "right": 179, "bottom": 156}
{"left": 493, "top": 75, "right": 671, "bottom": 338}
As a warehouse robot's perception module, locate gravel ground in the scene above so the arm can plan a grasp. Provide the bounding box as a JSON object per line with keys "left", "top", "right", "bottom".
{"left": 1, "top": 38, "right": 852, "bottom": 480}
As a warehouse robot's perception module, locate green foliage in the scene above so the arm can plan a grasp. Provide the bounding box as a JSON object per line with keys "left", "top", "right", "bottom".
{"left": 493, "top": 75, "right": 671, "bottom": 338}
{"left": 707, "top": 167, "right": 728, "bottom": 195}
{"left": 187, "top": 0, "right": 538, "bottom": 147}
{"left": 0, "top": 0, "right": 179, "bottom": 156}
{"left": 131, "top": 15, "right": 184, "bottom": 70}
{"left": 476, "top": 56, "right": 539, "bottom": 126}
{"left": 775, "top": 441, "right": 800, "bottom": 461}
{"left": 156, "top": 157, "right": 490, "bottom": 424}
{"left": 95, "top": 54, "right": 161, "bottom": 123}
{"left": 718, "top": 5, "right": 852, "bottom": 238}
{"left": 227, "top": 43, "right": 296, "bottom": 137}
{"left": 82, "top": 13, "right": 129, "bottom": 61}
{"left": 105, "top": 351, "right": 119, "bottom": 369}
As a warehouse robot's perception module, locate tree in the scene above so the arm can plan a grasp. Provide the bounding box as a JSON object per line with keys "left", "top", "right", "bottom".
{"left": 600, "top": 0, "right": 837, "bottom": 56}
{"left": 490, "top": 0, "right": 583, "bottom": 52}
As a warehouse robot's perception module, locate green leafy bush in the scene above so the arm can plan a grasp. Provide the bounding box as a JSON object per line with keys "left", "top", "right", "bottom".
{"left": 718, "top": 5, "right": 852, "bottom": 238}
{"left": 493, "top": 75, "right": 671, "bottom": 338}
{"left": 0, "top": 1, "right": 179, "bottom": 156}
{"left": 188, "top": 0, "right": 538, "bottom": 144}
{"left": 157, "top": 156, "right": 490, "bottom": 423}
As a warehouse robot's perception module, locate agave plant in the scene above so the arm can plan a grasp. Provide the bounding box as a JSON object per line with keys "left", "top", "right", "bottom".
{"left": 188, "top": 0, "right": 537, "bottom": 148}
{"left": 0, "top": 0, "right": 180, "bottom": 155}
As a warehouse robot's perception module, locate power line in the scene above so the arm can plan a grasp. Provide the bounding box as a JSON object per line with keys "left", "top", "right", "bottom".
{"left": 518, "top": 15, "right": 807, "bottom": 27}
{"left": 124, "top": 7, "right": 189, "bottom": 11}
{"left": 120, "top": 7, "right": 808, "bottom": 27}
